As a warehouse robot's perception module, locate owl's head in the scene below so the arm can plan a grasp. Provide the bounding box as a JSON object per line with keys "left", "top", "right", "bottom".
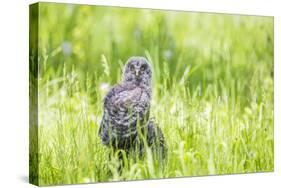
{"left": 123, "top": 56, "right": 152, "bottom": 86}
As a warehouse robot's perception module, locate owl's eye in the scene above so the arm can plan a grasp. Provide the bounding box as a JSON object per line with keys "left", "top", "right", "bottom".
{"left": 140, "top": 65, "right": 146, "bottom": 71}
{"left": 129, "top": 65, "right": 135, "bottom": 71}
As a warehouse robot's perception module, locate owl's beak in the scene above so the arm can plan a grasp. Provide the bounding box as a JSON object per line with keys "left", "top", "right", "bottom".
{"left": 135, "top": 70, "right": 140, "bottom": 78}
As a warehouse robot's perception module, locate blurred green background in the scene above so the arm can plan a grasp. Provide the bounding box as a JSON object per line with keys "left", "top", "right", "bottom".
{"left": 30, "top": 2, "right": 273, "bottom": 186}
{"left": 38, "top": 3, "right": 273, "bottom": 103}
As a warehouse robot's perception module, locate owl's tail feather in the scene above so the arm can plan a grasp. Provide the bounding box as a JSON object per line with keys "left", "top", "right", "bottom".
{"left": 146, "top": 120, "right": 167, "bottom": 161}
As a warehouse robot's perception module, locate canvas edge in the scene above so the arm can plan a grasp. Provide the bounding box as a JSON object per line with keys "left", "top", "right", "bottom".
{"left": 29, "top": 2, "right": 40, "bottom": 186}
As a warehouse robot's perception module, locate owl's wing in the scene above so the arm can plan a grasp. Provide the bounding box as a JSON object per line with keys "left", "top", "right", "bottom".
{"left": 108, "top": 84, "right": 150, "bottom": 124}
{"left": 99, "top": 84, "right": 126, "bottom": 145}
{"left": 99, "top": 83, "right": 151, "bottom": 144}
{"left": 98, "top": 113, "right": 109, "bottom": 145}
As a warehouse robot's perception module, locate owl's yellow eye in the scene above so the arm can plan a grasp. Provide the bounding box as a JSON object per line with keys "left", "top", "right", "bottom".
{"left": 140, "top": 65, "right": 145, "bottom": 71}
{"left": 130, "top": 65, "right": 135, "bottom": 71}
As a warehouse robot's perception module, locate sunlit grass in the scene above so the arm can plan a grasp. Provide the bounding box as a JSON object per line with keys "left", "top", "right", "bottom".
{"left": 29, "top": 2, "right": 273, "bottom": 186}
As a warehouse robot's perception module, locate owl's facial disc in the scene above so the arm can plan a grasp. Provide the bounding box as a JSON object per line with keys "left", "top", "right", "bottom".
{"left": 130, "top": 64, "right": 145, "bottom": 80}
{"left": 124, "top": 57, "right": 152, "bottom": 85}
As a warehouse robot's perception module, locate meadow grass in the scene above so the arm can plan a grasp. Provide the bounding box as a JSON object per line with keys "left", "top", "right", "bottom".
{"left": 29, "top": 3, "right": 273, "bottom": 186}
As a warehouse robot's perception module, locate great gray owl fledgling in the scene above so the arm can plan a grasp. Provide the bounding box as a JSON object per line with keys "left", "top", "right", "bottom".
{"left": 99, "top": 56, "right": 166, "bottom": 159}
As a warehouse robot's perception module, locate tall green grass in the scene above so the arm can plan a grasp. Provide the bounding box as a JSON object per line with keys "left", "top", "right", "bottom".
{"left": 30, "top": 2, "right": 273, "bottom": 186}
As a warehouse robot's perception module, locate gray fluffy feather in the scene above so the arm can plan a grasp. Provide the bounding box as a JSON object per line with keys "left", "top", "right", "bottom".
{"left": 99, "top": 57, "right": 166, "bottom": 159}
